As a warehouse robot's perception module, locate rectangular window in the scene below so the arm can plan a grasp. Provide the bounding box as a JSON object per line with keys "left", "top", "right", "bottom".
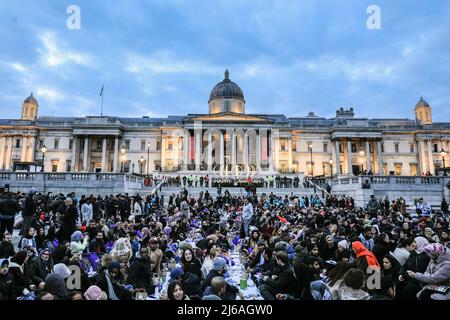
{"left": 168, "top": 142, "right": 173, "bottom": 150}
{"left": 323, "top": 143, "right": 328, "bottom": 153}
{"left": 51, "top": 160, "right": 59, "bottom": 173}
{"left": 125, "top": 140, "right": 130, "bottom": 150}
{"left": 154, "top": 160, "right": 161, "bottom": 171}
{"left": 156, "top": 141, "right": 161, "bottom": 151}
{"left": 39, "top": 140, "right": 44, "bottom": 149}
{"left": 280, "top": 140, "right": 286, "bottom": 151}
{"left": 351, "top": 143, "right": 357, "bottom": 153}
{"left": 339, "top": 143, "right": 343, "bottom": 153}
{"left": 292, "top": 141, "right": 297, "bottom": 152}
{"left": 381, "top": 143, "right": 384, "bottom": 153}
{"left": 410, "top": 143, "right": 415, "bottom": 153}
{"left": 96, "top": 140, "right": 102, "bottom": 150}
{"left": 410, "top": 163, "right": 417, "bottom": 176}
{"left": 434, "top": 143, "right": 438, "bottom": 153}
{"left": 141, "top": 141, "right": 146, "bottom": 151}
{"left": 395, "top": 163, "right": 402, "bottom": 176}
{"left": 394, "top": 143, "right": 399, "bottom": 153}
{"left": 16, "top": 139, "right": 21, "bottom": 148}
{"left": 66, "top": 160, "right": 72, "bottom": 172}
{"left": 54, "top": 139, "right": 59, "bottom": 150}
{"left": 69, "top": 139, "right": 73, "bottom": 150}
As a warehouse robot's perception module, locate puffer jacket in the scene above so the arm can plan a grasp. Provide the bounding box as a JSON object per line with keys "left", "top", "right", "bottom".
{"left": 416, "top": 250, "right": 450, "bottom": 300}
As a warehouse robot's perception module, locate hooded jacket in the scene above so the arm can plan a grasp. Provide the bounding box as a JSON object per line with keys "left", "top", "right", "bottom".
{"left": 0, "top": 259, "right": 15, "bottom": 300}
{"left": 28, "top": 253, "right": 54, "bottom": 285}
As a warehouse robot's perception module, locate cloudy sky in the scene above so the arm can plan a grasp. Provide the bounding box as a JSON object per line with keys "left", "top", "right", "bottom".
{"left": 0, "top": 0, "right": 449, "bottom": 120}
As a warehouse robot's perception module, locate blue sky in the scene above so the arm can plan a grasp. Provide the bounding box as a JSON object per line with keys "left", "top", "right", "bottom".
{"left": 0, "top": 0, "right": 449, "bottom": 120}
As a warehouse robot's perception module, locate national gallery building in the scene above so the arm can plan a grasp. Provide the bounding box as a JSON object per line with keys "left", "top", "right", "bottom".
{"left": 0, "top": 70, "right": 449, "bottom": 177}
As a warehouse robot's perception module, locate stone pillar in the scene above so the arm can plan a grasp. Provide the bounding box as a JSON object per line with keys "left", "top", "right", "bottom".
{"left": 365, "top": 140, "right": 371, "bottom": 172}
{"left": 183, "top": 130, "right": 189, "bottom": 170}
{"left": 27, "top": 136, "right": 36, "bottom": 162}
{"left": 231, "top": 130, "right": 236, "bottom": 166}
{"left": 161, "top": 136, "right": 167, "bottom": 172}
{"left": 256, "top": 130, "right": 261, "bottom": 170}
{"left": 268, "top": 130, "right": 273, "bottom": 171}
{"left": 113, "top": 137, "right": 119, "bottom": 173}
{"left": 83, "top": 137, "right": 89, "bottom": 171}
{"left": 288, "top": 137, "right": 292, "bottom": 172}
{"left": 71, "top": 136, "right": 77, "bottom": 172}
{"left": 101, "top": 138, "right": 107, "bottom": 172}
{"left": 0, "top": 136, "right": 5, "bottom": 170}
{"left": 427, "top": 139, "right": 435, "bottom": 174}
{"left": 5, "top": 137, "right": 13, "bottom": 170}
{"left": 220, "top": 130, "right": 224, "bottom": 172}
{"left": 335, "top": 140, "right": 341, "bottom": 175}
{"left": 347, "top": 140, "right": 353, "bottom": 175}
{"left": 207, "top": 131, "right": 212, "bottom": 171}
{"left": 243, "top": 131, "right": 249, "bottom": 171}
{"left": 418, "top": 140, "right": 426, "bottom": 174}
{"left": 195, "top": 131, "right": 201, "bottom": 171}
{"left": 20, "top": 136, "right": 28, "bottom": 162}
{"left": 377, "top": 140, "right": 383, "bottom": 175}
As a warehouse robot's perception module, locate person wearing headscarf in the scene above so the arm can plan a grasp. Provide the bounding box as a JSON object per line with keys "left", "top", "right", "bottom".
{"left": 84, "top": 285, "right": 107, "bottom": 300}
{"left": 397, "top": 236, "right": 431, "bottom": 300}
{"left": 408, "top": 243, "right": 450, "bottom": 300}
{"left": 352, "top": 241, "right": 380, "bottom": 272}
{"left": 8, "top": 251, "right": 31, "bottom": 297}
{"left": 381, "top": 254, "right": 401, "bottom": 284}
{"left": 70, "top": 231, "right": 89, "bottom": 258}
{"left": 141, "top": 227, "right": 151, "bottom": 247}
{"left": 53, "top": 263, "right": 71, "bottom": 281}
{"left": 336, "top": 240, "right": 351, "bottom": 262}
{"left": 0, "top": 259, "right": 15, "bottom": 300}
{"left": 110, "top": 238, "right": 132, "bottom": 263}
{"left": 96, "top": 261, "right": 132, "bottom": 300}
{"left": 45, "top": 273, "right": 68, "bottom": 299}
{"left": 28, "top": 248, "right": 54, "bottom": 288}
{"left": 372, "top": 233, "right": 391, "bottom": 266}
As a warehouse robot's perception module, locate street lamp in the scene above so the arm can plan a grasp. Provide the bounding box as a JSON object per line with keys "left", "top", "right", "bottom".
{"left": 147, "top": 142, "right": 150, "bottom": 176}
{"left": 329, "top": 158, "right": 334, "bottom": 179}
{"left": 41, "top": 145, "right": 47, "bottom": 172}
{"left": 139, "top": 156, "right": 145, "bottom": 175}
{"left": 359, "top": 147, "right": 365, "bottom": 157}
{"left": 359, "top": 157, "right": 364, "bottom": 174}
{"left": 309, "top": 143, "right": 313, "bottom": 177}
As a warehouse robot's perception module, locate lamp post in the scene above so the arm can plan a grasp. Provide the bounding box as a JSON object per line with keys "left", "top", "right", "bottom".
{"left": 441, "top": 148, "right": 447, "bottom": 175}
{"left": 120, "top": 146, "right": 126, "bottom": 173}
{"left": 147, "top": 142, "right": 150, "bottom": 176}
{"left": 329, "top": 158, "right": 334, "bottom": 179}
{"left": 132, "top": 162, "right": 135, "bottom": 174}
{"left": 309, "top": 143, "right": 313, "bottom": 177}
{"left": 139, "top": 156, "right": 145, "bottom": 175}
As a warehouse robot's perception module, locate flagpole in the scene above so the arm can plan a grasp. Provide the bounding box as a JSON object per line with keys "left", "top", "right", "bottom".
{"left": 101, "top": 92, "right": 103, "bottom": 116}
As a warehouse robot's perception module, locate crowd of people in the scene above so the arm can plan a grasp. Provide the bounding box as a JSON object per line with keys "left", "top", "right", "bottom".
{"left": 0, "top": 185, "right": 449, "bottom": 301}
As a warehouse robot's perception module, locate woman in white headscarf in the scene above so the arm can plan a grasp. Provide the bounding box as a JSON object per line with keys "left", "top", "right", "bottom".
{"left": 109, "top": 238, "right": 132, "bottom": 263}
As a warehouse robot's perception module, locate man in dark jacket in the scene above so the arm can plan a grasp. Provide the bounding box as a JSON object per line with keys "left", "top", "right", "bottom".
{"left": 0, "top": 259, "right": 16, "bottom": 300}
{"left": 0, "top": 233, "right": 15, "bottom": 259}
{"left": 259, "top": 251, "right": 297, "bottom": 300}
{"left": 20, "top": 190, "right": 36, "bottom": 236}
{"left": 127, "top": 247, "right": 153, "bottom": 293}
{"left": 58, "top": 198, "right": 78, "bottom": 242}
{"left": 0, "top": 193, "right": 20, "bottom": 236}
{"left": 202, "top": 257, "right": 243, "bottom": 300}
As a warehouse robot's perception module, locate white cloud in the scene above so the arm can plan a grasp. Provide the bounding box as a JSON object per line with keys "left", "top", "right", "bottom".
{"left": 36, "top": 87, "right": 65, "bottom": 102}
{"left": 10, "top": 63, "right": 26, "bottom": 72}
{"left": 37, "top": 31, "right": 91, "bottom": 67}
{"left": 124, "top": 50, "right": 220, "bottom": 75}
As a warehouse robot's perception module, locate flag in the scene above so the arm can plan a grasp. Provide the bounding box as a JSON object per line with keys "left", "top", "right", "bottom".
{"left": 100, "top": 85, "right": 104, "bottom": 96}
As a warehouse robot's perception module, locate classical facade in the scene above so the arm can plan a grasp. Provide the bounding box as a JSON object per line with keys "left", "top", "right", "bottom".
{"left": 0, "top": 70, "right": 449, "bottom": 177}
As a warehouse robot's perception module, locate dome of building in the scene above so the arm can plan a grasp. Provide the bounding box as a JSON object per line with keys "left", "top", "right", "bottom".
{"left": 415, "top": 97, "right": 430, "bottom": 110}
{"left": 209, "top": 70, "right": 245, "bottom": 103}
{"left": 208, "top": 70, "right": 245, "bottom": 114}
{"left": 24, "top": 92, "right": 38, "bottom": 105}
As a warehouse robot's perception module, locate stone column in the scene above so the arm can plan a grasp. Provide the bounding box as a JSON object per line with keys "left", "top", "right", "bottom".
{"left": 20, "top": 136, "right": 28, "bottom": 162}
{"left": 27, "top": 136, "right": 36, "bottom": 162}
{"left": 161, "top": 136, "right": 167, "bottom": 172}
{"left": 243, "top": 131, "right": 249, "bottom": 172}
{"left": 71, "top": 136, "right": 77, "bottom": 172}
{"left": 347, "top": 139, "right": 353, "bottom": 175}
{"left": 101, "top": 138, "right": 107, "bottom": 172}
{"left": 377, "top": 140, "right": 383, "bottom": 175}
{"left": 207, "top": 130, "right": 212, "bottom": 171}
{"left": 335, "top": 140, "right": 341, "bottom": 175}
{"left": 427, "top": 139, "right": 435, "bottom": 174}
{"left": 0, "top": 136, "right": 5, "bottom": 170}
{"left": 256, "top": 130, "right": 261, "bottom": 170}
{"left": 418, "top": 140, "right": 426, "bottom": 174}
{"left": 5, "top": 137, "right": 13, "bottom": 170}
{"left": 365, "top": 140, "right": 371, "bottom": 172}
{"left": 195, "top": 131, "right": 201, "bottom": 171}
{"left": 288, "top": 137, "right": 292, "bottom": 172}
{"left": 183, "top": 130, "right": 189, "bottom": 170}
{"left": 220, "top": 130, "right": 224, "bottom": 172}
{"left": 268, "top": 130, "right": 273, "bottom": 171}
{"left": 231, "top": 130, "right": 236, "bottom": 166}
{"left": 113, "top": 137, "right": 119, "bottom": 172}
{"left": 83, "top": 137, "right": 89, "bottom": 171}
